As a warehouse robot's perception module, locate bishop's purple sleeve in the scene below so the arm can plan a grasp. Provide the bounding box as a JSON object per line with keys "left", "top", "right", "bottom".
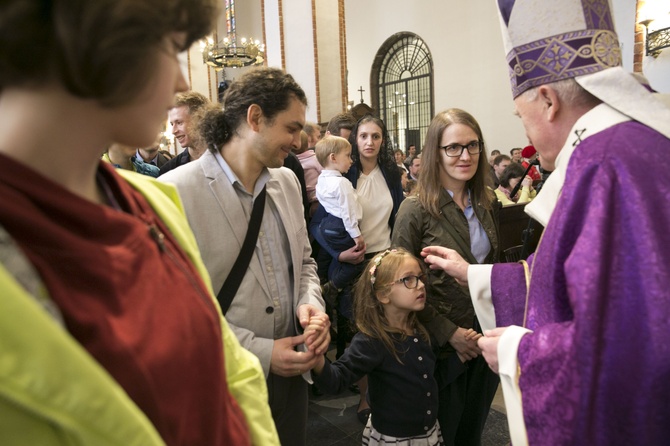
{"left": 490, "top": 255, "right": 533, "bottom": 328}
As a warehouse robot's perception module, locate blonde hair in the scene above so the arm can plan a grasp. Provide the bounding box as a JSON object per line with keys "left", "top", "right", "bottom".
{"left": 315, "top": 135, "right": 351, "bottom": 168}
{"left": 353, "top": 248, "right": 430, "bottom": 363}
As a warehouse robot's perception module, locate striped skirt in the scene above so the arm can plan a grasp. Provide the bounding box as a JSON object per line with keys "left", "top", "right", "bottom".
{"left": 362, "top": 417, "right": 443, "bottom": 446}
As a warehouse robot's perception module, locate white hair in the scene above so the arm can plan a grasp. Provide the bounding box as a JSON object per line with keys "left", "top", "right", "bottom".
{"left": 519, "top": 78, "right": 601, "bottom": 109}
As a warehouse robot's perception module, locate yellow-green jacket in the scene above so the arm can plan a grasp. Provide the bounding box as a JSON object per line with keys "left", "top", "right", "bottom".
{"left": 0, "top": 171, "right": 279, "bottom": 445}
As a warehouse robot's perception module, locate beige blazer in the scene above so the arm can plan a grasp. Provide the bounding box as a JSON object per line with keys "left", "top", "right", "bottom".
{"left": 160, "top": 150, "right": 324, "bottom": 376}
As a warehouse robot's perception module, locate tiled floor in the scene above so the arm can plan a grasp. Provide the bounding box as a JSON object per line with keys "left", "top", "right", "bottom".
{"left": 307, "top": 386, "right": 510, "bottom": 446}
{"left": 307, "top": 390, "right": 367, "bottom": 446}
{"left": 306, "top": 350, "right": 511, "bottom": 446}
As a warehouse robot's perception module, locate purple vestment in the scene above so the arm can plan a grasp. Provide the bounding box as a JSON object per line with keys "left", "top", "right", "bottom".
{"left": 491, "top": 120, "right": 670, "bottom": 444}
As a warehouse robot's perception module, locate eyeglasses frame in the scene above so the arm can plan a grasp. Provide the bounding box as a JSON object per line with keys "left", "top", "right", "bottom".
{"left": 440, "top": 140, "right": 483, "bottom": 157}
{"left": 393, "top": 274, "right": 427, "bottom": 289}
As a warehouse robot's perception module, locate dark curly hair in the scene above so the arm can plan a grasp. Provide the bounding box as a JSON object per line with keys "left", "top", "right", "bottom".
{"left": 348, "top": 115, "right": 400, "bottom": 185}
{"left": 0, "top": 0, "right": 217, "bottom": 106}
{"left": 200, "top": 67, "right": 307, "bottom": 153}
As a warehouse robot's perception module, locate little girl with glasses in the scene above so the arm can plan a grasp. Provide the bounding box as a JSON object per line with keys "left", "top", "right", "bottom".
{"left": 306, "top": 248, "right": 444, "bottom": 445}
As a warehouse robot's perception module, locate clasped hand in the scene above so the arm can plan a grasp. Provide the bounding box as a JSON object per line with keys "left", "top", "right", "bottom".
{"left": 450, "top": 327, "right": 482, "bottom": 362}
{"left": 270, "top": 304, "right": 330, "bottom": 377}
{"left": 338, "top": 244, "right": 366, "bottom": 265}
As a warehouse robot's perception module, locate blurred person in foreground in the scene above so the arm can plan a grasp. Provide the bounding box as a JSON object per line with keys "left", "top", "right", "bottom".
{"left": 0, "top": 0, "right": 278, "bottom": 444}
{"left": 422, "top": 1, "right": 670, "bottom": 445}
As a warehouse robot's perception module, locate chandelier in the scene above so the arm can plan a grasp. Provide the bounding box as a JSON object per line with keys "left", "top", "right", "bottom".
{"left": 201, "top": 36, "right": 265, "bottom": 70}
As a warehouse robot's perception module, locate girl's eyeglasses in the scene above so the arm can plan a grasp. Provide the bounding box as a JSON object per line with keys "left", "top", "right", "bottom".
{"left": 393, "top": 274, "right": 427, "bottom": 289}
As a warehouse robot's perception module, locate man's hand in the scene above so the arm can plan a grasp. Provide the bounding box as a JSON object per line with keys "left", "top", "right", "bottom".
{"left": 270, "top": 335, "right": 319, "bottom": 377}
{"left": 338, "top": 244, "right": 366, "bottom": 265}
{"left": 421, "top": 246, "right": 470, "bottom": 285}
{"left": 477, "top": 327, "right": 508, "bottom": 374}
{"left": 297, "top": 304, "right": 331, "bottom": 355}
{"left": 449, "top": 327, "right": 482, "bottom": 362}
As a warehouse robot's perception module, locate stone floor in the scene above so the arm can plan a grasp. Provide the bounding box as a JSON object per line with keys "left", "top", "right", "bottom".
{"left": 305, "top": 347, "right": 511, "bottom": 446}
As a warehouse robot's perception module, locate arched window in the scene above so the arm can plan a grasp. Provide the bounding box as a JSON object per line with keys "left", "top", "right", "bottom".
{"left": 371, "top": 32, "right": 434, "bottom": 154}
{"left": 370, "top": 32, "right": 434, "bottom": 151}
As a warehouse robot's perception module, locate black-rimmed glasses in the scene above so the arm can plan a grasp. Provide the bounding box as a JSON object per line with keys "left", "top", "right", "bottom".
{"left": 394, "top": 274, "right": 427, "bottom": 289}
{"left": 440, "top": 141, "right": 483, "bottom": 157}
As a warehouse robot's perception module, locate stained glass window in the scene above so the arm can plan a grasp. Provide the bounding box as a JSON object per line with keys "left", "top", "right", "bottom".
{"left": 225, "top": 0, "right": 236, "bottom": 37}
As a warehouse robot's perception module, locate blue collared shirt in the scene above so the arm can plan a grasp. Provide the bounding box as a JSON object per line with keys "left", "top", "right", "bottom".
{"left": 446, "top": 189, "right": 490, "bottom": 263}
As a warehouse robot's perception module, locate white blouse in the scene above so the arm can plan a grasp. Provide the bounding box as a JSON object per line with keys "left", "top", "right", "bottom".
{"left": 356, "top": 165, "right": 393, "bottom": 253}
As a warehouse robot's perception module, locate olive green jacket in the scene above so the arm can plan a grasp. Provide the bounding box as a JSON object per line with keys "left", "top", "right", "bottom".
{"left": 0, "top": 171, "right": 279, "bottom": 446}
{"left": 391, "top": 191, "right": 499, "bottom": 357}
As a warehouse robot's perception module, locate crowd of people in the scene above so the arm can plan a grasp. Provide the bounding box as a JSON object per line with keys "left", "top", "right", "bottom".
{"left": 2, "top": 0, "right": 669, "bottom": 446}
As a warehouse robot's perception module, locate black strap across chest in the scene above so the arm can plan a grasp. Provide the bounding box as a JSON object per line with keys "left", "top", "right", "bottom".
{"left": 216, "top": 186, "right": 266, "bottom": 314}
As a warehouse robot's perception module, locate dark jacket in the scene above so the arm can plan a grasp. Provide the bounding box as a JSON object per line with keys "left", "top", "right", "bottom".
{"left": 391, "top": 191, "right": 500, "bottom": 357}
{"left": 152, "top": 152, "right": 172, "bottom": 169}
{"left": 283, "top": 152, "right": 310, "bottom": 223}
{"left": 314, "top": 331, "right": 438, "bottom": 438}
{"left": 158, "top": 150, "right": 191, "bottom": 176}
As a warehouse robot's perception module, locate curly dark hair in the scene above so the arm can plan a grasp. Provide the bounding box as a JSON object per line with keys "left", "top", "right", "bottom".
{"left": 348, "top": 115, "right": 400, "bottom": 185}
{"left": 0, "top": 0, "right": 217, "bottom": 106}
{"left": 200, "top": 67, "right": 307, "bottom": 152}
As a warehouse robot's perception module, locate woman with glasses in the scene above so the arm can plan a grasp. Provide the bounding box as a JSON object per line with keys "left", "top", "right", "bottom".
{"left": 392, "top": 108, "right": 500, "bottom": 446}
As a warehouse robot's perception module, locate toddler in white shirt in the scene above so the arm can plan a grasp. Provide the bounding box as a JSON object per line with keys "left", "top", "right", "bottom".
{"left": 315, "top": 136, "right": 365, "bottom": 298}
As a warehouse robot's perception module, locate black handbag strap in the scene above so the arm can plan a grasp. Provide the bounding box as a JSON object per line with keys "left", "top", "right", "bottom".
{"left": 216, "top": 186, "right": 266, "bottom": 314}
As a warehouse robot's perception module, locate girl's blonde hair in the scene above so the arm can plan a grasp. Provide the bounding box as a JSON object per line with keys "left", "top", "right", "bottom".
{"left": 353, "top": 248, "right": 430, "bottom": 363}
